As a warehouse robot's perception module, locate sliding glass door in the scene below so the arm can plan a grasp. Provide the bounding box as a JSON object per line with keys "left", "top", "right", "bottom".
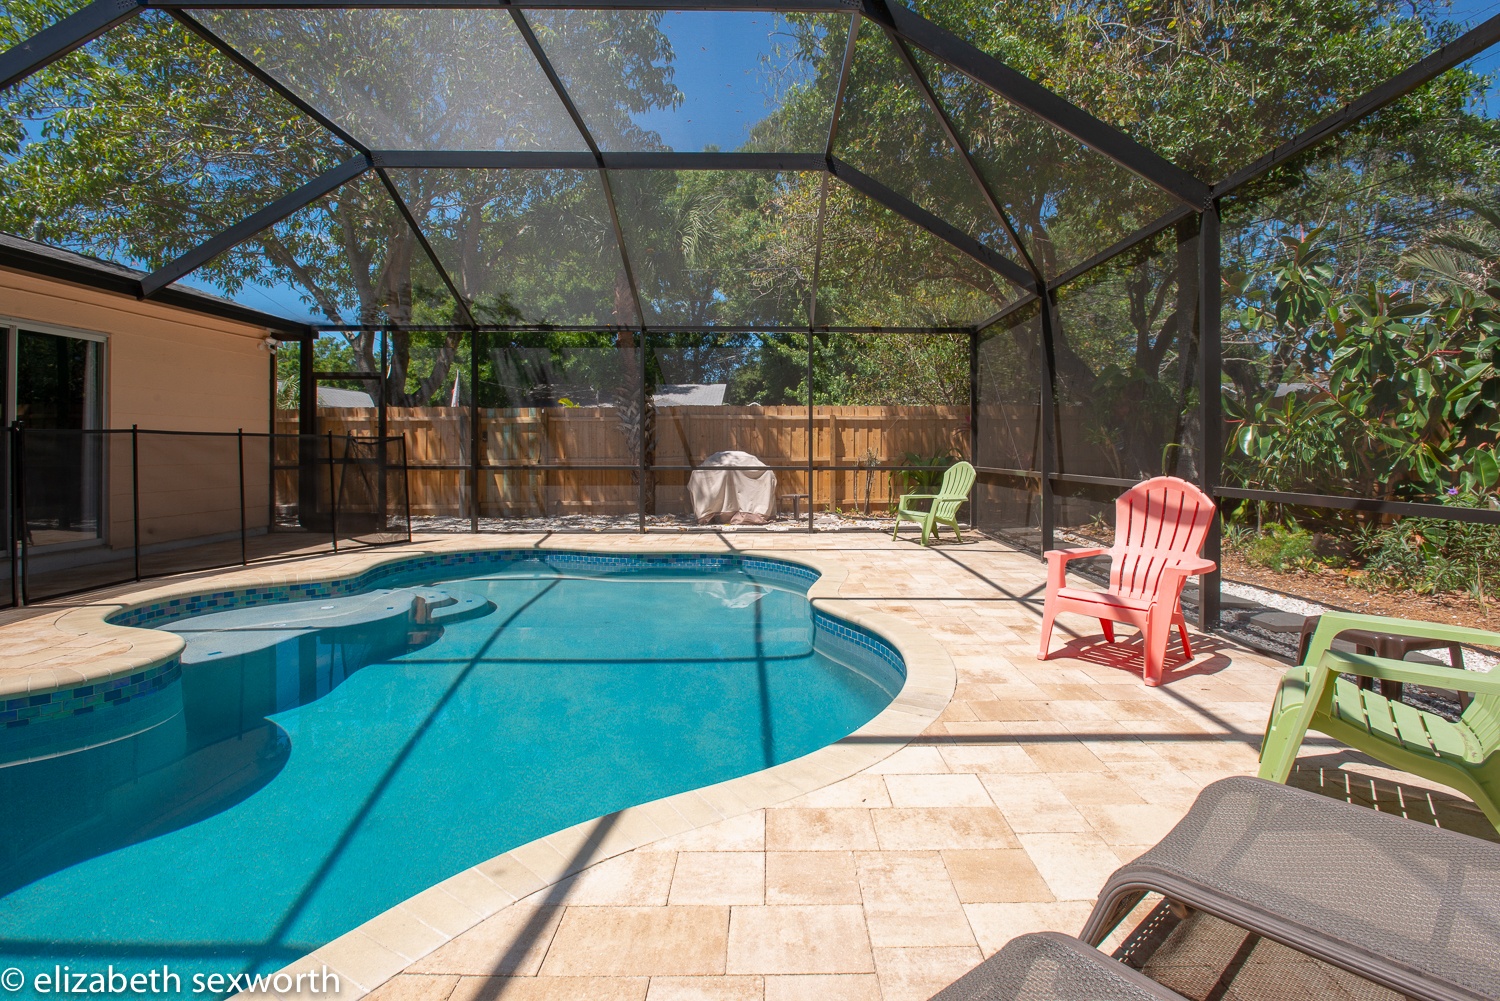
{"left": 8, "top": 327, "right": 105, "bottom": 546}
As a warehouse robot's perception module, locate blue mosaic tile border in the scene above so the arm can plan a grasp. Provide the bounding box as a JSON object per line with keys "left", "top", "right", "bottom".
{"left": 107, "top": 550, "right": 822, "bottom": 629}
{"left": 813, "top": 609, "right": 907, "bottom": 681}
{"left": 2, "top": 661, "right": 182, "bottom": 730}
{"left": 99, "top": 547, "right": 902, "bottom": 681}
{"left": 34, "top": 550, "right": 905, "bottom": 743}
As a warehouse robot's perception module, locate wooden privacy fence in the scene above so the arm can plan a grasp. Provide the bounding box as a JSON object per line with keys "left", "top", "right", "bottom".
{"left": 282, "top": 405, "right": 970, "bottom": 517}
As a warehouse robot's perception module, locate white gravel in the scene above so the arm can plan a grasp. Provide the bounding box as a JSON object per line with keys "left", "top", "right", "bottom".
{"left": 1221, "top": 580, "right": 1327, "bottom": 618}
{"left": 1221, "top": 580, "right": 1496, "bottom": 673}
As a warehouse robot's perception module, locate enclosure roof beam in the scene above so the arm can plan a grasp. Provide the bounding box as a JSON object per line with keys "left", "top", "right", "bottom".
{"left": 863, "top": 0, "right": 1211, "bottom": 210}
{"left": 374, "top": 166, "right": 480, "bottom": 328}
{"left": 827, "top": 158, "right": 1034, "bottom": 290}
{"left": 371, "top": 151, "right": 827, "bottom": 171}
{"left": 889, "top": 28, "right": 1043, "bottom": 287}
{"left": 141, "top": 156, "right": 371, "bottom": 297}
{"left": 0, "top": 0, "right": 146, "bottom": 92}
{"left": 809, "top": 14, "right": 860, "bottom": 329}
{"left": 1212, "top": 11, "right": 1500, "bottom": 198}
{"left": 506, "top": 5, "right": 648, "bottom": 327}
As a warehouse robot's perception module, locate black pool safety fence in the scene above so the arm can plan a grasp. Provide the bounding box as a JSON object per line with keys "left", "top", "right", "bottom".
{"left": 2, "top": 424, "right": 411, "bottom": 607}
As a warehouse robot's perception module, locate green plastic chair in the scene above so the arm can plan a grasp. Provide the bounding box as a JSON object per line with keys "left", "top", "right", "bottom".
{"left": 1258, "top": 610, "right": 1500, "bottom": 831}
{"left": 892, "top": 460, "right": 975, "bottom": 545}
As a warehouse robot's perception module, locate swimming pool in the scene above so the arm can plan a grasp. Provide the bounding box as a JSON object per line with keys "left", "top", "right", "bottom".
{"left": 0, "top": 552, "right": 903, "bottom": 994}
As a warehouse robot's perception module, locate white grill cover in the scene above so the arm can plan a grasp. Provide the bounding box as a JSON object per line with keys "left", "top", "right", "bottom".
{"left": 689, "top": 451, "right": 778, "bottom": 524}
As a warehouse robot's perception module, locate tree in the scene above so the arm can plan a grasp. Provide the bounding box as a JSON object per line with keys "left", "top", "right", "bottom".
{"left": 1, "top": 0, "right": 1492, "bottom": 433}
{"left": 0, "top": 4, "right": 681, "bottom": 407}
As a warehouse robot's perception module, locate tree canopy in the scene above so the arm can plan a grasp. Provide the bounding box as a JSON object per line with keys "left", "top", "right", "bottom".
{"left": 2, "top": 0, "right": 1495, "bottom": 442}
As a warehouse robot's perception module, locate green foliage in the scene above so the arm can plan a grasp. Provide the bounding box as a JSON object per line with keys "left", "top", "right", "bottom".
{"left": 1243, "top": 524, "right": 1331, "bottom": 573}
{"left": 1225, "top": 223, "right": 1500, "bottom": 501}
{"left": 1355, "top": 493, "right": 1500, "bottom": 598}
{"left": 896, "top": 449, "right": 961, "bottom": 496}
{"left": 808, "top": 333, "right": 970, "bottom": 406}
{"left": 910, "top": 0, "right": 1457, "bottom": 182}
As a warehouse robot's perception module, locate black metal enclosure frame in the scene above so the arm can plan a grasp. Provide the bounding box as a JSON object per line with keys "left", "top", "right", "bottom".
{"left": 2, "top": 424, "right": 412, "bottom": 606}
{"left": 5, "top": 0, "right": 1500, "bottom": 627}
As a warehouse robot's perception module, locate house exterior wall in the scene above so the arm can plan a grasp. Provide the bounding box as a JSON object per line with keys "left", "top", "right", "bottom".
{"left": 0, "top": 268, "right": 275, "bottom": 551}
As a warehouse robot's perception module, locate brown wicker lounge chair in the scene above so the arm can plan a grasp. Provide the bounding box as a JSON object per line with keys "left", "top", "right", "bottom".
{"left": 1080, "top": 776, "right": 1500, "bottom": 1001}
{"left": 928, "top": 931, "right": 1189, "bottom": 1001}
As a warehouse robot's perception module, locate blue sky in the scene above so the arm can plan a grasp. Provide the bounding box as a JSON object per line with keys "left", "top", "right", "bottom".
{"left": 632, "top": 11, "right": 822, "bottom": 152}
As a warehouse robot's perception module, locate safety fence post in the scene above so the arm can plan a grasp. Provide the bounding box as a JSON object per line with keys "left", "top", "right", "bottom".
{"left": 131, "top": 424, "right": 141, "bottom": 583}
{"left": 237, "top": 428, "right": 247, "bottom": 566}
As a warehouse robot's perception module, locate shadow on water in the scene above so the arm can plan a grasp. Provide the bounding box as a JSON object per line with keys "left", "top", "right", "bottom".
{"left": 754, "top": 588, "right": 776, "bottom": 768}
{"left": 0, "top": 615, "right": 429, "bottom": 901}
{"left": 0, "top": 569, "right": 888, "bottom": 987}
{"left": 239, "top": 580, "right": 560, "bottom": 974}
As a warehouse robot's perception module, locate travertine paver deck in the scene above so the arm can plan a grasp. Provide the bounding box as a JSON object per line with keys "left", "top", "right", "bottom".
{"left": 3, "top": 532, "right": 1491, "bottom": 1001}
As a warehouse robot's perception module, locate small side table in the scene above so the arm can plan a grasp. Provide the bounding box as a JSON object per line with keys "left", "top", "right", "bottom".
{"left": 1297, "top": 614, "right": 1467, "bottom": 704}
{"left": 780, "top": 493, "right": 809, "bottom": 520}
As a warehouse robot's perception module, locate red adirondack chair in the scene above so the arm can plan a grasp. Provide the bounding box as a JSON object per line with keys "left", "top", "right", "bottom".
{"left": 1038, "top": 476, "right": 1217, "bottom": 686}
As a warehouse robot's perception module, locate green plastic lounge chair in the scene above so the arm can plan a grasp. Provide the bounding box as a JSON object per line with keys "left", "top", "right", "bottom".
{"left": 1081, "top": 776, "right": 1500, "bottom": 1001}
{"left": 892, "top": 460, "right": 975, "bottom": 545}
{"left": 1258, "top": 611, "right": 1500, "bottom": 831}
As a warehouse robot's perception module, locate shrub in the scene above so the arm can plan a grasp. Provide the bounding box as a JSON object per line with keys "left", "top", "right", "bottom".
{"left": 1244, "top": 524, "right": 1328, "bottom": 572}
{"left": 1355, "top": 492, "right": 1500, "bottom": 599}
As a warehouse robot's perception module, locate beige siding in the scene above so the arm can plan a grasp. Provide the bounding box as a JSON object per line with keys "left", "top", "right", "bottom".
{"left": 0, "top": 267, "right": 275, "bottom": 549}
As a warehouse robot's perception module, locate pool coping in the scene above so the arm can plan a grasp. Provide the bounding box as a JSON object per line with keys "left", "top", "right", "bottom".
{"left": 0, "top": 537, "right": 954, "bottom": 1000}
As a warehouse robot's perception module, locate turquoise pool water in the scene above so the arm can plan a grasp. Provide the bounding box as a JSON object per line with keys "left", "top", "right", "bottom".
{"left": 0, "top": 554, "right": 901, "bottom": 995}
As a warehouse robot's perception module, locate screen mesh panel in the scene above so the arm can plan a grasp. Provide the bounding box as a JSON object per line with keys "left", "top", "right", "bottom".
{"left": 911, "top": 50, "right": 1177, "bottom": 278}
{"left": 478, "top": 333, "right": 638, "bottom": 467}
{"left": 0, "top": 10, "right": 351, "bottom": 294}
{"left": 834, "top": 26, "right": 1018, "bottom": 261}
{"left": 525, "top": 10, "right": 851, "bottom": 153}
{"left": 611, "top": 169, "right": 821, "bottom": 327}
{"left": 192, "top": 8, "right": 587, "bottom": 151}
{"left": 387, "top": 168, "right": 637, "bottom": 327}
{"left": 648, "top": 332, "right": 809, "bottom": 467}
{"left": 1220, "top": 52, "right": 1500, "bottom": 502}
{"left": 816, "top": 178, "right": 1013, "bottom": 328}
{"left": 190, "top": 174, "right": 457, "bottom": 326}
{"left": 1053, "top": 223, "right": 1200, "bottom": 483}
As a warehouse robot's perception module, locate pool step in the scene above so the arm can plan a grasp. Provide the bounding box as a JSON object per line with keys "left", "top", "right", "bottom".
{"left": 165, "top": 588, "right": 492, "bottom": 665}
{"left": 410, "top": 588, "right": 495, "bottom": 625}
{"left": 166, "top": 590, "right": 417, "bottom": 665}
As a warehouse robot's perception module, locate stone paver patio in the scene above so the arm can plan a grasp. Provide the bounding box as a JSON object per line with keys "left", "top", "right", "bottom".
{"left": 336, "top": 534, "right": 1494, "bottom": 1001}
{"left": 3, "top": 531, "right": 1491, "bottom": 1001}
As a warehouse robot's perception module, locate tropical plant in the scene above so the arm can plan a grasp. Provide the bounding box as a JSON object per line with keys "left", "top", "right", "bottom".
{"left": 1243, "top": 524, "right": 1336, "bottom": 573}
{"left": 1355, "top": 490, "right": 1500, "bottom": 601}
{"left": 1225, "top": 226, "right": 1500, "bottom": 502}
{"left": 895, "top": 449, "right": 961, "bottom": 497}
{"left": 1404, "top": 192, "right": 1500, "bottom": 295}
